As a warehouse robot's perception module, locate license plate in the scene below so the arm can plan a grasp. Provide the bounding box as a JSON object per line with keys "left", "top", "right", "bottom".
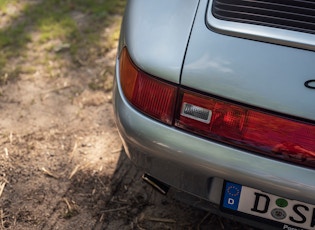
{"left": 221, "top": 181, "right": 315, "bottom": 230}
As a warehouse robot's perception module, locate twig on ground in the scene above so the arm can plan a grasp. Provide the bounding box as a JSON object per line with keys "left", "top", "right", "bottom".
{"left": 9, "top": 132, "right": 13, "bottom": 144}
{"left": 0, "top": 182, "right": 6, "bottom": 198}
{"left": 62, "top": 198, "right": 79, "bottom": 219}
{"left": 100, "top": 206, "right": 129, "bottom": 213}
{"left": 63, "top": 198, "right": 73, "bottom": 213}
{"left": 75, "top": 56, "right": 89, "bottom": 66}
{"left": 111, "top": 148, "right": 122, "bottom": 154}
{"left": 41, "top": 85, "right": 73, "bottom": 101}
{"left": 136, "top": 224, "right": 146, "bottom": 230}
{"left": 69, "top": 141, "right": 77, "bottom": 162}
{"left": 0, "top": 209, "right": 10, "bottom": 229}
{"left": 0, "top": 177, "right": 8, "bottom": 184}
{"left": 197, "top": 212, "right": 211, "bottom": 230}
{"left": 4, "top": 148, "right": 8, "bottom": 159}
{"left": 98, "top": 213, "right": 105, "bottom": 223}
{"left": 69, "top": 165, "right": 80, "bottom": 179}
{"left": 97, "top": 176, "right": 107, "bottom": 189}
{"left": 45, "top": 85, "right": 72, "bottom": 94}
{"left": 219, "top": 217, "right": 225, "bottom": 229}
{"left": 144, "top": 217, "right": 176, "bottom": 224}
{"left": 0, "top": 209, "right": 5, "bottom": 229}
{"left": 41, "top": 167, "right": 59, "bottom": 179}
{"left": 69, "top": 163, "right": 91, "bottom": 179}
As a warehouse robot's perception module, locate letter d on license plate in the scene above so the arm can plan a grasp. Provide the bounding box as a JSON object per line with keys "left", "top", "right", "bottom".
{"left": 222, "top": 181, "right": 315, "bottom": 230}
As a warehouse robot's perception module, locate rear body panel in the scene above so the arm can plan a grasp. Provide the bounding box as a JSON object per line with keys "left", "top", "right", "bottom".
{"left": 114, "top": 75, "right": 315, "bottom": 204}
{"left": 120, "top": 0, "right": 200, "bottom": 84}
{"left": 182, "top": 0, "right": 315, "bottom": 121}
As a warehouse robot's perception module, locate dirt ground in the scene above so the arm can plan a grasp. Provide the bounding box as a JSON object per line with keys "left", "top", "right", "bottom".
{"left": 0, "top": 2, "right": 257, "bottom": 230}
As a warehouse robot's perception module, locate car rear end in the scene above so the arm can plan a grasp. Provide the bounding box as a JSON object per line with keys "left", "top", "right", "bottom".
{"left": 113, "top": 0, "right": 315, "bottom": 229}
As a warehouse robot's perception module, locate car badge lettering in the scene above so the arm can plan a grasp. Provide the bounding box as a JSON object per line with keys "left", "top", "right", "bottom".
{"left": 304, "top": 80, "right": 315, "bottom": 89}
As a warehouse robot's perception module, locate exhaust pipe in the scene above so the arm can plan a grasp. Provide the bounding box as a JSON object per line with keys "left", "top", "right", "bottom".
{"left": 142, "top": 173, "right": 170, "bottom": 195}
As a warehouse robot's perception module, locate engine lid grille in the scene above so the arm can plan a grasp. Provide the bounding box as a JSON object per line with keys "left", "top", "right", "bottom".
{"left": 212, "top": 0, "right": 315, "bottom": 34}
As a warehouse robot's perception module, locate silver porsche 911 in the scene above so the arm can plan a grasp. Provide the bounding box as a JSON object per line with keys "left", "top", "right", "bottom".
{"left": 113, "top": 0, "right": 315, "bottom": 229}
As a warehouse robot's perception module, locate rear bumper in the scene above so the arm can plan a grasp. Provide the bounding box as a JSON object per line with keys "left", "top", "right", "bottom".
{"left": 113, "top": 62, "right": 315, "bottom": 208}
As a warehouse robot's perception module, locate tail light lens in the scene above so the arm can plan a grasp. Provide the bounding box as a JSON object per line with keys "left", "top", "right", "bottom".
{"left": 119, "top": 48, "right": 177, "bottom": 125}
{"left": 119, "top": 47, "right": 315, "bottom": 168}
{"left": 176, "top": 90, "right": 315, "bottom": 167}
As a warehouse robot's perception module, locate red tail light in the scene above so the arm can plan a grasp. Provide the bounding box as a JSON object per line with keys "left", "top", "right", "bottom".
{"left": 119, "top": 47, "right": 315, "bottom": 168}
{"left": 119, "top": 48, "right": 177, "bottom": 125}
{"left": 176, "top": 90, "right": 315, "bottom": 167}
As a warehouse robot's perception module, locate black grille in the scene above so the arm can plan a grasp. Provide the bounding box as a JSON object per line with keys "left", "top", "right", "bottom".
{"left": 212, "top": 0, "right": 315, "bottom": 34}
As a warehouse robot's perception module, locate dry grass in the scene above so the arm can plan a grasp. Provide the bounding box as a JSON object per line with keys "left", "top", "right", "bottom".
{"left": 0, "top": 0, "right": 125, "bottom": 85}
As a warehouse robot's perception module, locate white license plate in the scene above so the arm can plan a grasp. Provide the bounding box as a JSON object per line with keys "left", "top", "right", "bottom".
{"left": 222, "top": 181, "right": 315, "bottom": 230}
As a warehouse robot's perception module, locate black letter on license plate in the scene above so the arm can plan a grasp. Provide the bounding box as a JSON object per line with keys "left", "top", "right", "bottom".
{"left": 289, "top": 204, "right": 308, "bottom": 224}
{"left": 310, "top": 208, "right": 315, "bottom": 227}
{"left": 251, "top": 193, "right": 270, "bottom": 214}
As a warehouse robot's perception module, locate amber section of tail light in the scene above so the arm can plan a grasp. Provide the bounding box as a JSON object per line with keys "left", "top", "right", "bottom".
{"left": 119, "top": 48, "right": 138, "bottom": 101}
{"left": 119, "top": 47, "right": 177, "bottom": 125}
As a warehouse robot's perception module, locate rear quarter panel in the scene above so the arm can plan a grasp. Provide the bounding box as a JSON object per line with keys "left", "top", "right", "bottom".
{"left": 119, "top": 0, "right": 200, "bottom": 83}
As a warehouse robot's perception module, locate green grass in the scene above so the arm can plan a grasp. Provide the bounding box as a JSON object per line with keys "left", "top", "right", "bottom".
{"left": 0, "top": 0, "right": 17, "bottom": 11}
{"left": 0, "top": 0, "right": 126, "bottom": 84}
